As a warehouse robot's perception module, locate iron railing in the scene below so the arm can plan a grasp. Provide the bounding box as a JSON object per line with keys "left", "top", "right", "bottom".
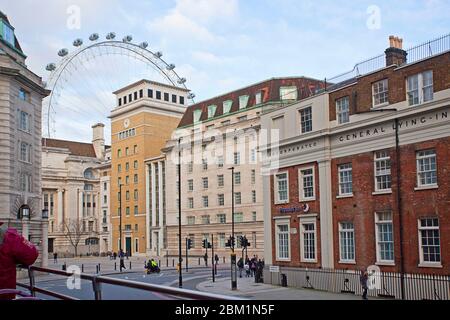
{"left": 267, "top": 267, "right": 450, "bottom": 300}
{"left": 326, "top": 33, "right": 450, "bottom": 87}
{"left": 15, "top": 265, "right": 244, "bottom": 301}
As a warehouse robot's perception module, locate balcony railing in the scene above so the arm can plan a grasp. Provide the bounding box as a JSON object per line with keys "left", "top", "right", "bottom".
{"left": 15, "top": 265, "right": 244, "bottom": 301}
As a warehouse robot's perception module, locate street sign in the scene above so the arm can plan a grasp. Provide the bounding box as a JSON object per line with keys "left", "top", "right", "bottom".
{"left": 269, "top": 266, "right": 280, "bottom": 273}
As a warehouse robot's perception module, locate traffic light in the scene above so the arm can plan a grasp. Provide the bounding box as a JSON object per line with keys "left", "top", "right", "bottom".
{"left": 187, "top": 239, "right": 193, "bottom": 250}
{"left": 238, "top": 236, "right": 244, "bottom": 248}
{"left": 208, "top": 242, "right": 212, "bottom": 249}
{"left": 231, "top": 236, "right": 235, "bottom": 248}
{"left": 202, "top": 239, "right": 207, "bottom": 249}
{"left": 225, "top": 238, "right": 231, "bottom": 247}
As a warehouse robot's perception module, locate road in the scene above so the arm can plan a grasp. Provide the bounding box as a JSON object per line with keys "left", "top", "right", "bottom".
{"left": 28, "top": 268, "right": 229, "bottom": 300}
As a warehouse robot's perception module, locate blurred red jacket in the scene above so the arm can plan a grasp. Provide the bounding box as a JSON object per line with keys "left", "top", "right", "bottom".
{"left": 0, "top": 222, "right": 39, "bottom": 300}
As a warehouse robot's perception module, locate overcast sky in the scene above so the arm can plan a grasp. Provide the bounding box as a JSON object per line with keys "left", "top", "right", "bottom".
{"left": 1, "top": 0, "right": 449, "bottom": 143}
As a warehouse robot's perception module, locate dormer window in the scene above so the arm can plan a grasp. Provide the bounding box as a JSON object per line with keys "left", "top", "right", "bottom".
{"left": 255, "top": 92, "right": 262, "bottom": 105}
{"left": 280, "top": 86, "right": 298, "bottom": 101}
{"left": 239, "top": 96, "right": 249, "bottom": 109}
{"left": 207, "top": 105, "right": 217, "bottom": 119}
{"left": 193, "top": 109, "right": 202, "bottom": 123}
{"left": 223, "top": 100, "right": 233, "bottom": 114}
{"left": 1, "top": 21, "right": 15, "bottom": 47}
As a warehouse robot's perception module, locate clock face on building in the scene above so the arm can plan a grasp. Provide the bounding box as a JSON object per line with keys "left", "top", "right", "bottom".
{"left": 123, "top": 119, "right": 130, "bottom": 129}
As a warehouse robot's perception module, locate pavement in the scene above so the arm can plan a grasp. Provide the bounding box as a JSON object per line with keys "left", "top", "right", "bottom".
{"left": 196, "top": 275, "right": 375, "bottom": 300}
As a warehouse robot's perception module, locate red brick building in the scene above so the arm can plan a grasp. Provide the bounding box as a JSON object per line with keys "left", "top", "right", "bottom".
{"left": 261, "top": 35, "right": 450, "bottom": 285}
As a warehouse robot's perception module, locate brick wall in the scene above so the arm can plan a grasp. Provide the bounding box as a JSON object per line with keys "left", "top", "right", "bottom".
{"left": 329, "top": 52, "right": 450, "bottom": 121}
{"left": 332, "top": 137, "right": 450, "bottom": 274}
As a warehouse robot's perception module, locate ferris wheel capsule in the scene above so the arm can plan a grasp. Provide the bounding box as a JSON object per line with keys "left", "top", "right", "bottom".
{"left": 73, "top": 38, "right": 83, "bottom": 47}
{"left": 177, "top": 78, "right": 186, "bottom": 84}
{"left": 46, "top": 63, "right": 56, "bottom": 71}
{"left": 123, "top": 35, "right": 133, "bottom": 43}
{"left": 89, "top": 33, "right": 99, "bottom": 41}
{"left": 139, "top": 42, "right": 148, "bottom": 49}
{"left": 58, "top": 49, "right": 69, "bottom": 57}
{"left": 188, "top": 93, "right": 196, "bottom": 99}
{"left": 154, "top": 51, "right": 163, "bottom": 58}
{"left": 166, "top": 64, "right": 175, "bottom": 71}
{"left": 106, "top": 32, "right": 116, "bottom": 40}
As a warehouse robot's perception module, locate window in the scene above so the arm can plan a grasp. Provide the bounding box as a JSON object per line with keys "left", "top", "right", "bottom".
{"left": 202, "top": 159, "right": 208, "bottom": 171}
{"left": 19, "top": 88, "right": 28, "bottom": 101}
{"left": 237, "top": 115, "right": 247, "bottom": 122}
{"left": 374, "top": 151, "right": 391, "bottom": 191}
{"left": 417, "top": 150, "right": 437, "bottom": 187}
{"left": 375, "top": 212, "right": 394, "bottom": 263}
{"left": 275, "top": 172, "right": 289, "bottom": 203}
{"left": 218, "top": 194, "right": 225, "bottom": 206}
{"left": 239, "top": 96, "right": 249, "bottom": 109}
{"left": 223, "top": 100, "right": 233, "bottom": 114}
{"left": 148, "top": 89, "right": 153, "bottom": 98}
{"left": 134, "top": 92, "right": 138, "bottom": 100}
{"left": 103, "top": 182, "right": 107, "bottom": 191}
{"left": 234, "top": 192, "right": 241, "bottom": 205}
{"left": 103, "top": 195, "right": 107, "bottom": 204}
{"left": 252, "top": 190, "right": 256, "bottom": 203}
{"left": 19, "top": 173, "right": 32, "bottom": 192}
{"left": 125, "top": 147, "right": 129, "bottom": 156}
{"left": 126, "top": 207, "right": 130, "bottom": 216}
{"left": 139, "top": 89, "right": 143, "bottom": 98}
{"left": 155, "top": 91, "right": 161, "bottom": 100}
{"left": 202, "top": 196, "right": 209, "bottom": 208}
{"left": 19, "top": 142, "right": 32, "bottom": 163}
{"left": 300, "top": 107, "right": 313, "bottom": 133}
{"left": 193, "top": 109, "right": 202, "bottom": 123}
{"left": 129, "top": 94, "right": 132, "bottom": 102}
{"left": 125, "top": 176, "right": 129, "bottom": 185}
{"left": 123, "top": 96, "right": 127, "bottom": 104}
{"left": 134, "top": 206, "right": 138, "bottom": 215}
{"left": 134, "top": 145, "right": 138, "bottom": 154}
{"left": 201, "top": 215, "right": 210, "bottom": 224}
{"left": 276, "top": 221, "right": 290, "bottom": 260}
{"left": 280, "top": 86, "right": 298, "bottom": 101}
{"left": 300, "top": 167, "right": 315, "bottom": 200}
{"left": 187, "top": 216, "right": 195, "bottom": 225}
{"left": 234, "top": 212, "right": 243, "bottom": 223}
{"left": 202, "top": 177, "right": 209, "bottom": 189}
{"left": 134, "top": 161, "right": 138, "bottom": 169}
{"left": 251, "top": 170, "right": 256, "bottom": 184}
{"left": 372, "top": 79, "right": 389, "bottom": 107}
{"left": 221, "top": 120, "right": 231, "bottom": 126}
{"left": 217, "top": 175, "right": 224, "bottom": 187}
{"left": 252, "top": 211, "right": 257, "bottom": 222}
{"left": 255, "top": 92, "right": 262, "bottom": 105}
{"left": 207, "top": 105, "right": 217, "bottom": 118}
{"left": 218, "top": 233, "right": 226, "bottom": 248}
{"left": 2, "top": 22, "right": 15, "bottom": 46}
{"left": 118, "top": 164, "right": 122, "bottom": 173}
{"left": 217, "top": 214, "right": 226, "bottom": 224}
{"left": 250, "top": 149, "right": 257, "bottom": 163}
{"left": 118, "top": 98, "right": 122, "bottom": 106}
{"left": 118, "top": 177, "right": 122, "bottom": 187}
{"left": 188, "top": 162, "right": 193, "bottom": 174}
{"left": 172, "top": 94, "right": 177, "bottom": 103}
{"left": 233, "top": 172, "right": 241, "bottom": 185}
{"left": 338, "top": 163, "right": 353, "bottom": 196}
{"left": 188, "top": 179, "right": 194, "bottom": 192}
{"left": 18, "top": 111, "right": 31, "bottom": 132}
{"left": 339, "top": 222, "right": 355, "bottom": 262}
{"left": 336, "top": 97, "right": 350, "bottom": 124}
{"left": 300, "top": 219, "right": 317, "bottom": 262}
{"left": 134, "top": 174, "right": 138, "bottom": 184}
{"left": 164, "top": 92, "right": 169, "bottom": 102}
{"left": 217, "top": 156, "right": 224, "bottom": 168}
{"left": 126, "top": 191, "right": 130, "bottom": 201}
{"left": 418, "top": 218, "right": 441, "bottom": 264}
{"left": 234, "top": 152, "right": 240, "bottom": 165}
{"left": 407, "top": 71, "right": 433, "bottom": 106}
{"left": 125, "top": 162, "right": 130, "bottom": 172}
{"left": 180, "top": 96, "right": 185, "bottom": 105}
{"left": 187, "top": 197, "right": 193, "bottom": 209}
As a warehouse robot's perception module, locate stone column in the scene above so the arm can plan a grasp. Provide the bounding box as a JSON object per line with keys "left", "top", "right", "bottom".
{"left": 41, "top": 219, "right": 49, "bottom": 268}
{"left": 262, "top": 173, "right": 273, "bottom": 265}
{"left": 158, "top": 161, "right": 164, "bottom": 256}
{"left": 151, "top": 163, "right": 157, "bottom": 228}
{"left": 57, "top": 189, "right": 63, "bottom": 227}
{"left": 318, "top": 159, "right": 334, "bottom": 269}
{"left": 145, "top": 163, "right": 151, "bottom": 255}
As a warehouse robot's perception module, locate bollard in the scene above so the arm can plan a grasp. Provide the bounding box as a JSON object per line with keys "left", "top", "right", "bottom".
{"left": 172, "top": 259, "right": 175, "bottom": 267}
{"left": 158, "top": 260, "right": 161, "bottom": 267}
{"left": 96, "top": 265, "right": 99, "bottom": 274}
{"left": 166, "top": 257, "right": 169, "bottom": 267}
{"left": 62, "top": 263, "right": 67, "bottom": 271}
{"left": 198, "top": 258, "right": 200, "bottom": 265}
{"left": 98, "top": 263, "right": 101, "bottom": 272}
{"left": 81, "top": 264, "right": 84, "bottom": 273}
{"left": 129, "top": 261, "right": 132, "bottom": 270}
{"left": 223, "top": 257, "right": 225, "bottom": 263}
{"left": 114, "top": 262, "right": 117, "bottom": 271}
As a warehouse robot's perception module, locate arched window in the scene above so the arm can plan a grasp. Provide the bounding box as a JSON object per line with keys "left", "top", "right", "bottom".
{"left": 84, "top": 168, "right": 94, "bottom": 179}
{"left": 84, "top": 184, "right": 94, "bottom": 191}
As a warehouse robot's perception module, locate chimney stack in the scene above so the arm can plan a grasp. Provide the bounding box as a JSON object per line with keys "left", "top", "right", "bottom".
{"left": 92, "top": 123, "right": 105, "bottom": 160}
{"left": 385, "top": 35, "right": 407, "bottom": 67}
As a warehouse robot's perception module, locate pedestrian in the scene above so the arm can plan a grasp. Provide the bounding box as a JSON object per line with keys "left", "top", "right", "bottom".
{"left": 119, "top": 249, "right": 126, "bottom": 272}
{"left": 360, "top": 268, "right": 369, "bottom": 300}
{"left": 0, "top": 222, "right": 39, "bottom": 300}
{"left": 113, "top": 252, "right": 117, "bottom": 260}
{"left": 244, "top": 262, "right": 250, "bottom": 277}
{"left": 53, "top": 252, "right": 58, "bottom": 264}
{"left": 237, "top": 257, "right": 244, "bottom": 278}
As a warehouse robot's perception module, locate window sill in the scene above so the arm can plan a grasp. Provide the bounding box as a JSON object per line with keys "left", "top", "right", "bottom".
{"left": 338, "top": 260, "right": 356, "bottom": 265}
{"left": 301, "top": 197, "right": 316, "bottom": 202}
{"left": 336, "top": 194, "right": 353, "bottom": 199}
{"left": 418, "top": 263, "right": 442, "bottom": 269}
{"left": 301, "top": 260, "right": 318, "bottom": 264}
{"left": 275, "top": 201, "right": 290, "bottom": 205}
{"left": 375, "top": 261, "right": 395, "bottom": 266}
{"left": 276, "top": 258, "right": 291, "bottom": 263}
{"left": 372, "top": 190, "right": 392, "bottom": 196}
{"left": 414, "top": 185, "right": 438, "bottom": 191}
{"left": 371, "top": 102, "right": 389, "bottom": 110}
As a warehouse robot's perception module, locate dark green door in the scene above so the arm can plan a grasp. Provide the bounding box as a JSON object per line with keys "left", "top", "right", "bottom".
{"left": 125, "top": 237, "right": 132, "bottom": 257}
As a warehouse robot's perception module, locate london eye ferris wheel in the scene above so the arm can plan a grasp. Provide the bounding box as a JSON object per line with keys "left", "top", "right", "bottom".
{"left": 43, "top": 32, "right": 195, "bottom": 143}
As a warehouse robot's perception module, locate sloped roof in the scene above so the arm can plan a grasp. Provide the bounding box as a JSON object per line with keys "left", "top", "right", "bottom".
{"left": 177, "top": 77, "right": 325, "bottom": 128}
{"left": 42, "top": 138, "right": 97, "bottom": 158}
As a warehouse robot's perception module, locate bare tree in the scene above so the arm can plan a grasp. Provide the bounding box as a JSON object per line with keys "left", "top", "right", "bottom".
{"left": 61, "top": 219, "right": 84, "bottom": 257}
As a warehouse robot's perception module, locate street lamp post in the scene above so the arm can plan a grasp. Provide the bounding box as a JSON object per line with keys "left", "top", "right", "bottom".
{"left": 178, "top": 138, "right": 183, "bottom": 288}
{"left": 119, "top": 184, "right": 123, "bottom": 254}
{"left": 42, "top": 209, "right": 49, "bottom": 268}
{"left": 228, "top": 167, "right": 237, "bottom": 290}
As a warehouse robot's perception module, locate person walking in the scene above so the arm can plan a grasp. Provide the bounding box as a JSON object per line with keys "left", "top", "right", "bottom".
{"left": 237, "top": 257, "right": 244, "bottom": 278}
{"left": 0, "top": 222, "right": 39, "bottom": 300}
{"left": 244, "top": 262, "right": 250, "bottom": 277}
{"left": 119, "top": 249, "right": 126, "bottom": 272}
{"left": 360, "top": 268, "right": 369, "bottom": 300}
{"left": 53, "top": 252, "right": 58, "bottom": 264}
